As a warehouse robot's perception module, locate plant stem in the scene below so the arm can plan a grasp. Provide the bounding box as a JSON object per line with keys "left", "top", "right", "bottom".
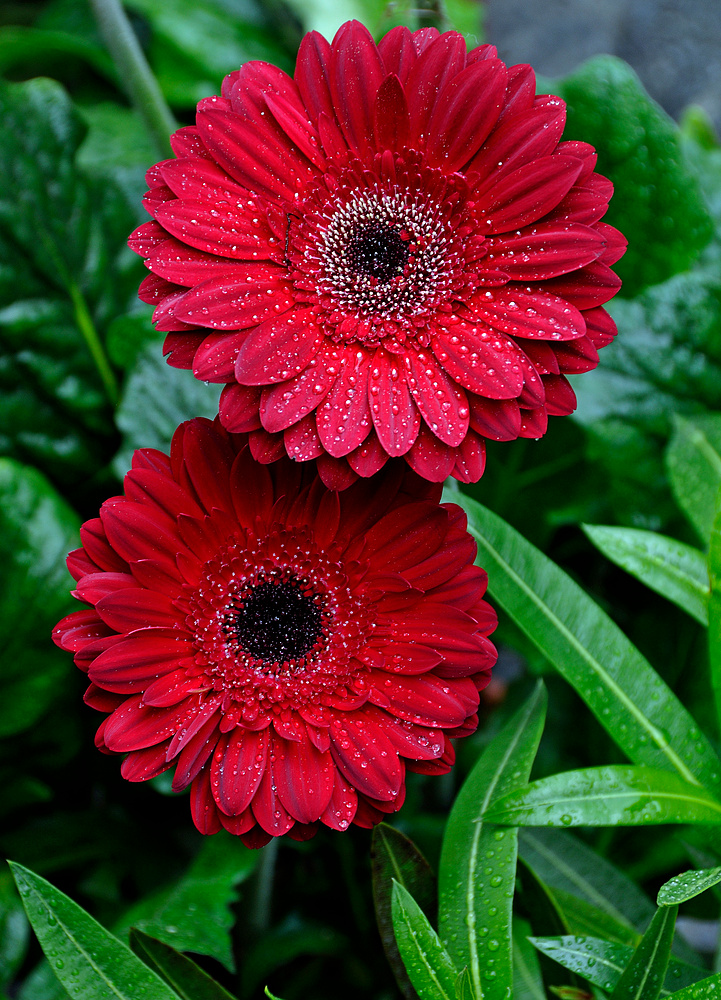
{"left": 251, "top": 838, "right": 279, "bottom": 935}
{"left": 89, "top": 0, "right": 176, "bottom": 159}
{"left": 69, "top": 282, "right": 120, "bottom": 407}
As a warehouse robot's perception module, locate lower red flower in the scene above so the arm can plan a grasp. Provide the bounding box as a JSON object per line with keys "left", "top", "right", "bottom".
{"left": 53, "top": 419, "right": 497, "bottom": 845}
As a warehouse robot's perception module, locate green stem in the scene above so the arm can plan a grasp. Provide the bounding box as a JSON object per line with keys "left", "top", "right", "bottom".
{"left": 89, "top": 0, "right": 176, "bottom": 159}
{"left": 69, "top": 282, "right": 119, "bottom": 407}
{"left": 251, "top": 838, "right": 279, "bottom": 935}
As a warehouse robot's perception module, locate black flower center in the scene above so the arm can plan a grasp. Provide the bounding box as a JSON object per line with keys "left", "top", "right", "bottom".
{"left": 232, "top": 579, "right": 325, "bottom": 664}
{"left": 347, "top": 222, "right": 410, "bottom": 283}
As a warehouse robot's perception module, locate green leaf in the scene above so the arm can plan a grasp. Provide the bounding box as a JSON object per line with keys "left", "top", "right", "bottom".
{"left": 582, "top": 525, "right": 708, "bottom": 625}
{"left": 513, "top": 917, "right": 546, "bottom": 1000}
{"left": 554, "top": 56, "right": 712, "bottom": 295}
{"left": 544, "top": 886, "right": 640, "bottom": 948}
{"left": 113, "top": 339, "right": 222, "bottom": 477}
{"left": 519, "top": 829, "right": 655, "bottom": 945}
{"left": 116, "top": 832, "right": 258, "bottom": 971}
{"left": 530, "top": 935, "right": 706, "bottom": 997}
{"left": 0, "top": 459, "right": 79, "bottom": 737}
{"left": 0, "top": 866, "right": 29, "bottom": 993}
{"left": 666, "top": 416, "right": 721, "bottom": 543}
{"left": 485, "top": 765, "right": 721, "bottom": 828}
{"left": 129, "top": 928, "right": 238, "bottom": 1000}
{"left": 609, "top": 905, "right": 677, "bottom": 1000}
{"left": 0, "top": 25, "right": 115, "bottom": 80}
{"left": 391, "top": 881, "right": 458, "bottom": 1000}
{"left": 658, "top": 972, "right": 721, "bottom": 999}
{"left": 438, "top": 681, "right": 547, "bottom": 1000}
{"left": 263, "top": 988, "right": 286, "bottom": 1000}
{"left": 126, "top": 0, "right": 296, "bottom": 107}
{"left": 0, "top": 77, "right": 146, "bottom": 485}
{"left": 454, "top": 966, "right": 477, "bottom": 1000}
{"left": 709, "top": 488, "right": 721, "bottom": 737}
{"left": 371, "top": 823, "right": 437, "bottom": 1000}
{"left": 448, "top": 492, "right": 721, "bottom": 793}
{"left": 657, "top": 867, "right": 721, "bottom": 907}
{"left": 9, "top": 861, "right": 178, "bottom": 1000}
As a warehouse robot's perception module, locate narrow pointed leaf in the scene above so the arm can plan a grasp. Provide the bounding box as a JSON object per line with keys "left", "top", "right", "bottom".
{"left": 129, "top": 928, "right": 238, "bottom": 1000}
{"left": 455, "top": 966, "right": 478, "bottom": 1000}
{"left": 446, "top": 491, "right": 721, "bottom": 794}
{"left": 582, "top": 524, "right": 708, "bottom": 625}
{"left": 545, "top": 886, "right": 641, "bottom": 947}
{"left": 709, "top": 491, "right": 721, "bottom": 742}
{"left": 666, "top": 415, "right": 721, "bottom": 543}
{"left": 391, "top": 881, "right": 458, "bottom": 1000}
{"left": 485, "top": 765, "right": 721, "bottom": 827}
{"left": 530, "top": 936, "right": 707, "bottom": 996}
{"left": 609, "top": 905, "right": 677, "bottom": 1000}
{"left": 372, "top": 824, "right": 437, "bottom": 1000}
{"left": 519, "top": 829, "right": 655, "bottom": 944}
{"left": 657, "top": 867, "right": 721, "bottom": 907}
{"left": 9, "top": 861, "right": 177, "bottom": 1000}
{"left": 513, "top": 917, "right": 546, "bottom": 1000}
{"left": 439, "top": 681, "right": 547, "bottom": 1000}
{"left": 657, "top": 972, "right": 721, "bottom": 998}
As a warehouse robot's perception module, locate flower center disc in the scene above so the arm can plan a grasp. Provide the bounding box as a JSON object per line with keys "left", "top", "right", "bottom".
{"left": 232, "top": 579, "right": 325, "bottom": 664}
{"left": 347, "top": 222, "right": 410, "bottom": 283}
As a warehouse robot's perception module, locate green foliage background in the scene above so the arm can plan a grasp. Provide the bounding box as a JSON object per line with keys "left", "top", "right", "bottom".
{"left": 1, "top": 1, "right": 720, "bottom": 999}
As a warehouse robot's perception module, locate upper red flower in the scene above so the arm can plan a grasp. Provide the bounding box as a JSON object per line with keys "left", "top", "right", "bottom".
{"left": 129, "top": 21, "right": 626, "bottom": 489}
{"left": 52, "top": 418, "right": 497, "bottom": 846}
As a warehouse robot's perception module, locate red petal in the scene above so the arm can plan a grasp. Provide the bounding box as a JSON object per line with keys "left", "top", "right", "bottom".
{"left": 373, "top": 74, "right": 410, "bottom": 151}
{"left": 485, "top": 222, "right": 605, "bottom": 280}
{"left": 477, "top": 154, "right": 583, "bottom": 234}
{"left": 329, "top": 713, "right": 403, "bottom": 801}
{"left": 347, "top": 433, "right": 389, "bottom": 477}
{"left": 100, "top": 500, "right": 182, "bottom": 569}
{"left": 406, "top": 425, "right": 456, "bottom": 480}
{"left": 259, "top": 348, "right": 339, "bottom": 432}
{"left": 103, "top": 695, "right": 198, "bottom": 752}
{"left": 542, "top": 262, "right": 622, "bottom": 308}
{"left": 192, "top": 332, "right": 244, "bottom": 383}
{"left": 369, "top": 350, "right": 420, "bottom": 456}
{"left": 273, "top": 736, "right": 335, "bottom": 823}
{"left": 404, "top": 350, "right": 469, "bottom": 446}
{"left": 294, "top": 31, "right": 334, "bottom": 123}
{"left": 584, "top": 306, "right": 617, "bottom": 350}
{"left": 124, "top": 469, "right": 202, "bottom": 521}
{"left": 190, "top": 768, "right": 223, "bottom": 834}
{"left": 152, "top": 202, "right": 272, "bottom": 262}
{"left": 95, "top": 589, "right": 178, "bottom": 632}
{"left": 219, "top": 383, "right": 262, "bottom": 433}
{"left": 426, "top": 59, "right": 508, "bottom": 171}
{"left": 405, "top": 33, "right": 468, "bottom": 144}
{"left": 236, "top": 308, "right": 323, "bottom": 385}
{"left": 316, "top": 453, "right": 359, "bottom": 490}
{"left": 172, "top": 269, "right": 293, "bottom": 331}
{"left": 432, "top": 322, "right": 524, "bottom": 399}
{"left": 80, "top": 518, "right": 128, "bottom": 573}
{"left": 284, "top": 414, "right": 325, "bottom": 461}
{"left": 73, "top": 571, "right": 136, "bottom": 604}
{"left": 249, "top": 428, "right": 286, "bottom": 463}
{"left": 469, "top": 397, "right": 522, "bottom": 440}
{"left": 469, "top": 99, "right": 566, "bottom": 184}
{"left": 543, "top": 373, "right": 577, "bottom": 415}
{"left": 88, "top": 629, "right": 194, "bottom": 693}
{"left": 330, "top": 21, "right": 385, "bottom": 154}
{"left": 320, "top": 771, "right": 358, "bottom": 831}
{"left": 474, "top": 287, "right": 586, "bottom": 341}
{"left": 382, "top": 673, "right": 476, "bottom": 727}
{"left": 179, "top": 419, "right": 235, "bottom": 513}
{"left": 451, "top": 433, "right": 487, "bottom": 483}
{"left": 316, "top": 349, "right": 373, "bottom": 457}
{"left": 211, "top": 727, "right": 268, "bottom": 815}
{"left": 171, "top": 711, "right": 220, "bottom": 789}
{"left": 251, "top": 745, "right": 295, "bottom": 835}
{"left": 121, "top": 744, "right": 173, "bottom": 782}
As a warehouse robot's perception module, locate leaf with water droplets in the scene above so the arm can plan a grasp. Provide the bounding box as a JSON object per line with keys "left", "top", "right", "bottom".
{"left": 447, "top": 491, "right": 721, "bottom": 796}
{"left": 666, "top": 415, "right": 721, "bottom": 544}
{"left": 582, "top": 524, "right": 708, "bottom": 626}
{"left": 485, "top": 765, "right": 721, "bottom": 828}
{"left": 371, "top": 823, "right": 437, "bottom": 1000}
{"left": 439, "top": 680, "right": 547, "bottom": 1000}
{"left": 455, "top": 966, "right": 478, "bottom": 1000}
{"left": 657, "top": 866, "right": 721, "bottom": 907}
{"left": 9, "top": 861, "right": 178, "bottom": 1000}
{"left": 708, "top": 489, "right": 721, "bottom": 759}
{"left": 129, "top": 929, "right": 237, "bottom": 1000}
{"left": 391, "top": 881, "right": 458, "bottom": 1000}
{"left": 657, "top": 972, "right": 721, "bottom": 999}
{"left": 530, "top": 935, "right": 707, "bottom": 996}
{"left": 513, "top": 917, "right": 545, "bottom": 1000}
{"left": 608, "top": 905, "right": 677, "bottom": 1000}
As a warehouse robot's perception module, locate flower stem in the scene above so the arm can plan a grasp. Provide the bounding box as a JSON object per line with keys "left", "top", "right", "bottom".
{"left": 250, "top": 838, "right": 279, "bottom": 934}
{"left": 69, "top": 282, "right": 120, "bottom": 408}
{"left": 89, "top": 0, "right": 176, "bottom": 159}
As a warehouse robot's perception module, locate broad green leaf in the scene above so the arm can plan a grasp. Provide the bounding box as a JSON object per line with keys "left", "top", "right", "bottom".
{"left": 371, "top": 823, "right": 437, "bottom": 1000}
{"left": 609, "top": 905, "right": 677, "bottom": 1000}
{"left": 0, "top": 25, "right": 114, "bottom": 79}
{"left": 448, "top": 493, "right": 721, "bottom": 792}
{"left": 531, "top": 936, "right": 706, "bottom": 997}
{"left": 116, "top": 832, "right": 257, "bottom": 971}
{"left": 513, "top": 917, "right": 546, "bottom": 1000}
{"left": 545, "top": 886, "right": 640, "bottom": 948}
{"left": 113, "top": 339, "right": 221, "bottom": 477}
{"left": 0, "top": 77, "right": 143, "bottom": 485}
{"left": 126, "top": 0, "right": 296, "bottom": 106}
{"left": 240, "top": 915, "right": 346, "bottom": 997}
{"left": 129, "top": 929, "right": 237, "bottom": 1000}
{"left": 438, "top": 681, "right": 547, "bottom": 1000}
{"left": 519, "top": 829, "right": 655, "bottom": 944}
{"left": 0, "top": 459, "right": 79, "bottom": 737}
{"left": 9, "top": 861, "right": 177, "bottom": 1000}
{"left": 709, "top": 489, "right": 721, "bottom": 736}
{"left": 455, "top": 967, "right": 477, "bottom": 1000}
{"left": 657, "top": 867, "right": 721, "bottom": 907}
{"left": 582, "top": 525, "right": 708, "bottom": 625}
{"left": 666, "top": 416, "right": 721, "bottom": 543}
{"left": 485, "top": 765, "right": 721, "bottom": 828}
{"left": 555, "top": 56, "right": 712, "bottom": 295}
{"left": 392, "top": 882, "right": 458, "bottom": 1000}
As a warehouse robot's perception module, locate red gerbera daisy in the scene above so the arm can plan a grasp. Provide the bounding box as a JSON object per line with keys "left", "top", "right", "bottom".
{"left": 52, "top": 418, "right": 497, "bottom": 846}
{"left": 129, "top": 21, "right": 626, "bottom": 490}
